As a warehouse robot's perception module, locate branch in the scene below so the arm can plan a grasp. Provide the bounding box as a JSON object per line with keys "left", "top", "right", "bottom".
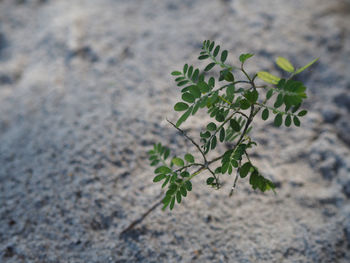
{"left": 120, "top": 196, "right": 163, "bottom": 236}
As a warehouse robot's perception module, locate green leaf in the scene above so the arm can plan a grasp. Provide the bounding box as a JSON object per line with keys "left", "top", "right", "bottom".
{"left": 192, "top": 103, "right": 200, "bottom": 115}
{"left": 171, "top": 71, "right": 182, "bottom": 76}
{"left": 169, "top": 196, "right": 175, "bottom": 210}
{"left": 184, "top": 153, "right": 195, "bottom": 163}
{"left": 192, "top": 69, "right": 199, "bottom": 81}
{"left": 244, "top": 90, "right": 258, "bottom": 103}
{"left": 182, "top": 93, "right": 195, "bottom": 103}
{"left": 291, "top": 103, "right": 301, "bottom": 113}
{"left": 198, "top": 81, "right": 210, "bottom": 93}
{"left": 172, "top": 157, "right": 184, "bottom": 167}
{"left": 274, "top": 113, "right": 283, "bottom": 127}
{"left": 208, "top": 77, "right": 215, "bottom": 88}
{"left": 257, "top": 71, "right": 281, "bottom": 85}
{"left": 198, "top": 55, "right": 209, "bottom": 60}
{"left": 153, "top": 174, "right": 166, "bottom": 182}
{"left": 276, "top": 57, "right": 295, "bottom": 73}
{"left": 219, "top": 127, "right": 225, "bottom": 142}
{"left": 209, "top": 41, "right": 215, "bottom": 51}
{"left": 164, "top": 148, "right": 170, "bottom": 160}
{"left": 274, "top": 93, "right": 284, "bottom": 108}
{"left": 295, "top": 58, "right": 319, "bottom": 74}
{"left": 266, "top": 89, "right": 273, "bottom": 100}
{"left": 207, "top": 122, "right": 217, "bottom": 131}
{"left": 239, "top": 53, "right": 254, "bottom": 63}
{"left": 240, "top": 99, "right": 251, "bottom": 110}
{"left": 188, "top": 85, "right": 201, "bottom": 98}
{"left": 240, "top": 162, "right": 251, "bottom": 178}
{"left": 150, "top": 160, "right": 159, "bottom": 166}
{"left": 262, "top": 108, "right": 269, "bottom": 120}
{"left": 205, "top": 63, "right": 216, "bottom": 72}
{"left": 215, "top": 113, "right": 225, "bottom": 122}
{"left": 167, "top": 183, "right": 178, "bottom": 195}
{"left": 230, "top": 119, "right": 241, "bottom": 132}
{"left": 162, "top": 176, "right": 170, "bottom": 188}
{"left": 226, "top": 84, "right": 235, "bottom": 96}
{"left": 211, "top": 136, "right": 217, "bottom": 150}
{"left": 176, "top": 106, "right": 192, "bottom": 127}
{"left": 298, "top": 110, "right": 307, "bottom": 117}
{"left": 180, "top": 185, "right": 187, "bottom": 196}
{"left": 174, "top": 102, "right": 189, "bottom": 111}
{"left": 213, "top": 45, "right": 220, "bottom": 57}
{"left": 187, "top": 66, "right": 193, "bottom": 78}
{"left": 206, "top": 177, "right": 215, "bottom": 185}
{"left": 177, "top": 80, "right": 190, "bottom": 86}
{"left": 155, "top": 166, "right": 172, "bottom": 174}
{"left": 249, "top": 170, "right": 259, "bottom": 189}
{"left": 185, "top": 181, "right": 192, "bottom": 191}
{"left": 285, "top": 114, "right": 291, "bottom": 127}
{"left": 176, "top": 191, "right": 182, "bottom": 204}
{"left": 181, "top": 171, "right": 190, "bottom": 177}
{"left": 221, "top": 50, "right": 228, "bottom": 63}
{"left": 162, "top": 195, "right": 172, "bottom": 206}
{"left": 200, "top": 131, "right": 211, "bottom": 138}
{"left": 221, "top": 162, "right": 230, "bottom": 174}
{"left": 293, "top": 116, "right": 300, "bottom": 126}
{"left": 183, "top": 64, "right": 188, "bottom": 74}
{"left": 224, "top": 72, "right": 234, "bottom": 82}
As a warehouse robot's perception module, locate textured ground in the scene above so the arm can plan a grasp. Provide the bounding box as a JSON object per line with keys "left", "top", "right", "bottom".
{"left": 0, "top": 0, "right": 350, "bottom": 262}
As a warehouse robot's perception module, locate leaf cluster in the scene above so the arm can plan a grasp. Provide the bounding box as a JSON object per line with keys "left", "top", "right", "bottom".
{"left": 149, "top": 40, "right": 318, "bottom": 210}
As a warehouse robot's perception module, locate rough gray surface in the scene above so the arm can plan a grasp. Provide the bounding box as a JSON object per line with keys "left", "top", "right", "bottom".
{"left": 0, "top": 0, "right": 350, "bottom": 262}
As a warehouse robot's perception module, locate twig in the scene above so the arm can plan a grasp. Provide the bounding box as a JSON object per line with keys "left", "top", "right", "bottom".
{"left": 120, "top": 199, "right": 163, "bottom": 236}
{"left": 167, "top": 119, "right": 207, "bottom": 163}
{"left": 229, "top": 160, "right": 241, "bottom": 196}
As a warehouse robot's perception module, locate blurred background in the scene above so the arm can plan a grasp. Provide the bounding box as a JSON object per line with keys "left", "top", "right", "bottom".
{"left": 0, "top": 0, "right": 349, "bottom": 262}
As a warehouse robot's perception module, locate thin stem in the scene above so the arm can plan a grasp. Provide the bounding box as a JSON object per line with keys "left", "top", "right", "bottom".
{"left": 218, "top": 95, "right": 232, "bottom": 105}
{"left": 244, "top": 151, "right": 252, "bottom": 163}
{"left": 229, "top": 160, "right": 241, "bottom": 196}
{"left": 173, "top": 163, "right": 204, "bottom": 173}
{"left": 207, "top": 166, "right": 220, "bottom": 189}
{"left": 254, "top": 102, "right": 298, "bottom": 117}
{"left": 203, "top": 46, "right": 238, "bottom": 70}
{"left": 241, "top": 67, "right": 252, "bottom": 83}
{"left": 167, "top": 119, "right": 208, "bottom": 164}
{"left": 120, "top": 193, "right": 163, "bottom": 235}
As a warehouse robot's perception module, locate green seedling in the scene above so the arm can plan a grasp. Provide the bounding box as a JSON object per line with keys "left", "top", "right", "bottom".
{"left": 148, "top": 40, "right": 318, "bottom": 211}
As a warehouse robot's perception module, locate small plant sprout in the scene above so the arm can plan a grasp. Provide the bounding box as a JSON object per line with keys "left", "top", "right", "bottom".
{"left": 148, "top": 40, "right": 318, "bottom": 211}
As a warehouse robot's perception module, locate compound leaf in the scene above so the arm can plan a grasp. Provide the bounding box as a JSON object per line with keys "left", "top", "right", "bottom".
{"left": 239, "top": 53, "right": 254, "bottom": 63}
